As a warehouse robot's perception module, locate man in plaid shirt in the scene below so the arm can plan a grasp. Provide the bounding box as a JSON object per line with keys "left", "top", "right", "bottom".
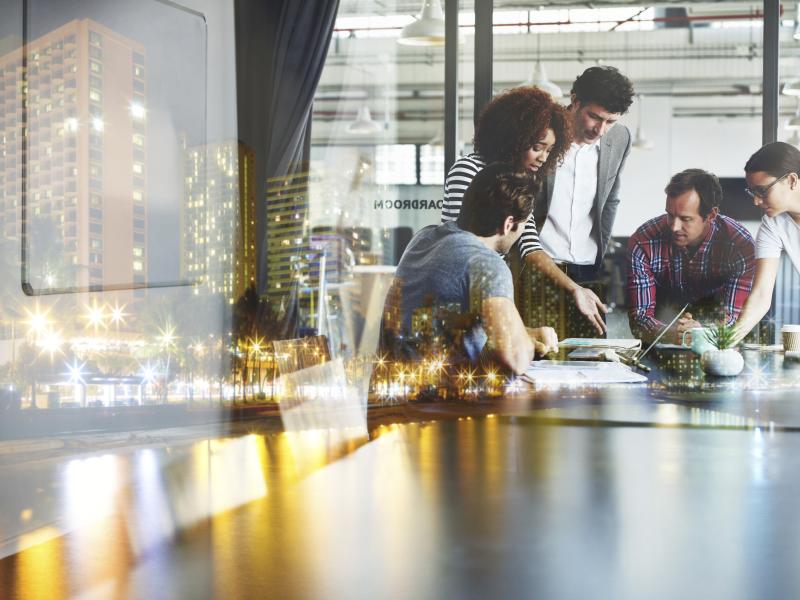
{"left": 627, "top": 169, "right": 755, "bottom": 343}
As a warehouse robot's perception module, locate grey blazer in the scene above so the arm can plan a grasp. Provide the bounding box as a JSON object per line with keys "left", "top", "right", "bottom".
{"left": 533, "top": 124, "right": 632, "bottom": 268}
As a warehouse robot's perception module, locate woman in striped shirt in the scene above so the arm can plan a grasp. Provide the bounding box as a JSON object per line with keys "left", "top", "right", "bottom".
{"left": 442, "top": 86, "right": 609, "bottom": 335}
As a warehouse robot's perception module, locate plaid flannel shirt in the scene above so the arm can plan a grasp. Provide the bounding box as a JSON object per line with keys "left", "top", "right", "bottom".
{"left": 626, "top": 214, "right": 755, "bottom": 338}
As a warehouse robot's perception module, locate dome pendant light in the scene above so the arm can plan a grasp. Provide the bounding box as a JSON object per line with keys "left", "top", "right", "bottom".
{"left": 347, "top": 105, "right": 382, "bottom": 135}
{"left": 528, "top": 61, "right": 562, "bottom": 99}
{"left": 398, "top": 0, "right": 445, "bottom": 46}
{"left": 524, "top": 25, "right": 562, "bottom": 100}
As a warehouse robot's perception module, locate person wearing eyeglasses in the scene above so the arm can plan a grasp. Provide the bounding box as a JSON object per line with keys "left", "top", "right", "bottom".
{"left": 733, "top": 142, "right": 800, "bottom": 342}
{"left": 627, "top": 169, "right": 756, "bottom": 344}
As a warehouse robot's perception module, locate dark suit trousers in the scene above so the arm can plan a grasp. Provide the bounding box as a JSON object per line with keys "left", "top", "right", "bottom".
{"left": 510, "top": 253, "right": 607, "bottom": 340}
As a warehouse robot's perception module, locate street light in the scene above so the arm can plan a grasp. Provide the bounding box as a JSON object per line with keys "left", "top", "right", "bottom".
{"left": 83, "top": 300, "right": 107, "bottom": 331}
{"left": 109, "top": 302, "right": 128, "bottom": 328}
{"left": 157, "top": 324, "right": 177, "bottom": 404}
{"left": 23, "top": 304, "right": 51, "bottom": 338}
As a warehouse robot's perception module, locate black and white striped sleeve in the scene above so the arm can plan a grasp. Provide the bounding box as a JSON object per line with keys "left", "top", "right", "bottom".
{"left": 442, "top": 153, "right": 544, "bottom": 258}
{"left": 517, "top": 211, "right": 543, "bottom": 258}
{"left": 441, "top": 154, "right": 485, "bottom": 223}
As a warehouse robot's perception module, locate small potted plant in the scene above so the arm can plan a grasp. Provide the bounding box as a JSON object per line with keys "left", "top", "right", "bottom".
{"left": 700, "top": 322, "right": 744, "bottom": 376}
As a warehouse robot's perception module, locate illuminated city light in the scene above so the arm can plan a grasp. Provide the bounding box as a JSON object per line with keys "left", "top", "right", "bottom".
{"left": 139, "top": 361, "right": 158, "bottom": 385}
{"left": 109, "top": 302, "right": 128, "bottom": 327}
{"left": 65, "top": 359, "right": 88, "bottom": 385}
{"left": 250, "top": 337, "right": 264, "bottom": 354}
{"left": 65, "top": 117, "right": 79, "bottom": 132}
{"left": 91, "top": 117, "right": 104, "bottom": 132}
{"left": 130, "top": 101, "right": 146, "bottom": 120}
{"left": 83, "top": 300, "right": 108, "bottom": 331}
{"left": 23, "top": 305, "right": 52, "bottom": 338}
{"left": 38, "top": 328, "right": 64, "bottom": 360}
{"left": 426, "top": 355, "right": 447, "bottom": 375}
{"left": 158, "top": 323, "right": 177, "bottom": 349}
{"left": 71, "top": 336, "right": 147, "bottom": 353}
{"left": 464, "top": 367, "right": 476, "bottom": 383}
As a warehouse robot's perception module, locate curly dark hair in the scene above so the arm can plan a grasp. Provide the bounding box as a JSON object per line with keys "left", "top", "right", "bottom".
{"left": 473, "top": 86, "right": 572, "bottom": 174}
{"left": 571, "top": 66, "right": 634, "bottom": 115}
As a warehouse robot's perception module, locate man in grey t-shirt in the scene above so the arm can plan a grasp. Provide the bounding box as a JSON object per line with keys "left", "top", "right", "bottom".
{"left": 381, "top": 164, "right": 558, "bottom": 375}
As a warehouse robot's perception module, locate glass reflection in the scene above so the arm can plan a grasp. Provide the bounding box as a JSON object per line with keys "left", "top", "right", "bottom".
{"left": 0, "top": 415, "right": 796, "bottom": 596}
{"left": 20, "top": 2, "right": 206, "bottom": 294}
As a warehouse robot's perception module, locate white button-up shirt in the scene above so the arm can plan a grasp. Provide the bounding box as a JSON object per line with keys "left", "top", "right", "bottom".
{"left": 539, "top": 141, "right": 600, "bottom": 265}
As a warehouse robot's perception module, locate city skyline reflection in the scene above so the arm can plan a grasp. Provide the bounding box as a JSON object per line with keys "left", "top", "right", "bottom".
{"left": 0, "top": 411, "right": 794, "bottom": 598}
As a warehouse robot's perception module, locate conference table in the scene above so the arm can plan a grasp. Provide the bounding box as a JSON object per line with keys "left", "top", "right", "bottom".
{"left": 2, "top": 348, "right": 800, "bottom": 599}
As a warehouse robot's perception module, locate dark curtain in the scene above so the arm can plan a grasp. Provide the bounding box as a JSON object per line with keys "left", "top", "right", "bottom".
{"left": 234, "top": 0, "right": 340, "bottom": 294}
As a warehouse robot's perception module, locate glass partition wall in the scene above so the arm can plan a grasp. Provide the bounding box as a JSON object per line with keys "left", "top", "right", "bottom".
{"left": 3, "top": 0, "right": 784, "bottom": 415}
{"left": 0, "top": 0, "right": 243, "bottom": 562}
{"left": 0, "top": 0, "right": 793, "bottom": 561}
{"left": 0, "top": 0, "right": 237, "bottom": 422}
{"left": 306, "top": 1, "right": 448, "bottom": 406}
{"left": 487, "top": 2, "right": 769, "bottom": 338}
{"left": 773, "top": 1, "right": 800, "bottom": 339}
{"left": 0, "top": 1, "right": 790, "bottom": 422}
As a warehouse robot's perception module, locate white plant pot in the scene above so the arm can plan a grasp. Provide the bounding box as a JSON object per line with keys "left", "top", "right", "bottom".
{"left": 701, "top": 349, "right": 744, "bottom": 377}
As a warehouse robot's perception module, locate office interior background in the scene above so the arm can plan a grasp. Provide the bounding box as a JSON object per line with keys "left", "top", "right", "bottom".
{"left": 0, "top": 0, "right": 799, "bottom": 573}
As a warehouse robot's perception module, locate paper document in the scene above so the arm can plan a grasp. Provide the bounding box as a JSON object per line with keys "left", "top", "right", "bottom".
{"left": 560, "top": 338, "right": 642, "bottom": 351}
{"left": 568, "top": 348, "right": 619, "bottom": 360}
{"left": 522, "top": 360, "right": 648, "bottom": 385}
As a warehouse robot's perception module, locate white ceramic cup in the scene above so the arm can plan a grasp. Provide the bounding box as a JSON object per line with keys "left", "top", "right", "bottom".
{"left": 782, "top": 324, "right": 800, "bottom": 352}
{"left": 681, "top": 327, "right": 714, "bottom": 355}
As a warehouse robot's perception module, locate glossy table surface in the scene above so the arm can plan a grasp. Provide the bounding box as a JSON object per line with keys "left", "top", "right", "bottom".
{"left": 1, "top": 349, "right": 800, "bottom": 599}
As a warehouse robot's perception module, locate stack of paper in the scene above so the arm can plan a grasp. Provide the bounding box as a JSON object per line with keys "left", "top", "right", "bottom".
{"left": 522, "top": 360, "right": 648, "bottom": 385}
{"left": 559, "top": 338, "right": 642, "bottom": 351}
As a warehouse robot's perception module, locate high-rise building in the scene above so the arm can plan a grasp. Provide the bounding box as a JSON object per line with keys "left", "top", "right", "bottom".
{"left": 183, "top": 140, "right": 256, "bottom": 303}
{"left": 265, "top": 170, "right": 310, "bottom": 304}
{"left": 0, "top": 19, "right": 147, "bottom": 292}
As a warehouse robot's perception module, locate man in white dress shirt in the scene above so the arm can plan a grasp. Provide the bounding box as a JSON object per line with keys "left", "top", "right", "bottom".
{"left": 524, "top": 66, "right": 634, "bottom": 338}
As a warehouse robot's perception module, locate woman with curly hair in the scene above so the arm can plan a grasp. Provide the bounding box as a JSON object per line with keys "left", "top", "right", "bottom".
{"left": 442, "top": 86, "right": 572, "bottom": 227}
{"left": 441, "top": 86, "right": 598, "bottom": 331}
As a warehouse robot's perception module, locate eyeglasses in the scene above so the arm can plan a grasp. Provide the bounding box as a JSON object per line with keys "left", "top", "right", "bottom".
{"left": 744, "top": 172, "right": 792, "bottom": 199}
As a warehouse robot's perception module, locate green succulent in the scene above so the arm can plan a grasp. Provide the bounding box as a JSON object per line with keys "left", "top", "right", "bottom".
{"left": 707, "top": 322, "right": 737, "bottom": 350}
